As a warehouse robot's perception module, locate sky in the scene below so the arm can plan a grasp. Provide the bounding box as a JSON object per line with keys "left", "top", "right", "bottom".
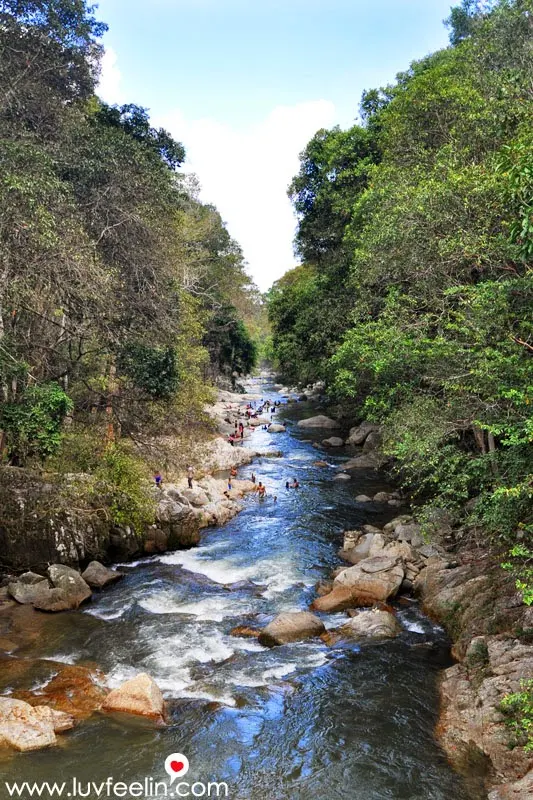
{"left": 96, "top": 0, "right": 455, "bottom": 291}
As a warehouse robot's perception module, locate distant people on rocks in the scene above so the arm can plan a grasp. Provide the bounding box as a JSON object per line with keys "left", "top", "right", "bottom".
{"left": 154, "top": 471, "right": 163, "bottom": 489}
{"left": 187, "top": 465, "right": 194, "bottom": 489}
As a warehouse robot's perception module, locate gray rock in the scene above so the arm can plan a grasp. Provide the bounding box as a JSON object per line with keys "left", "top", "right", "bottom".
{"left": 355, "top": 495, "right": 372, "bottom": 503}
{"left": 81, "top": 561, "right": 123, "bottom": 589}
{"left": 47, "top": 565, "right": 92, "bottom": 608}
{"left": 339, "top": 609, "right": 402, "bottom": 640}
{"left": 418, "top": 544, "right": 444, "bottom": 559}
{"left": 268, "top": 424, "right": 286, "bottom": 433}
{"left": 373, "top": 492, "right": 391, "bottom": 502}
{"left": 8, "top": 576, "right": 50, "bottom": 606}
{"left": 297, "top": 415, "right": 340, "bottom": 429}
{"left": 337, "top": 455, "right": 378, "bottom": 470}
{"left": 322, "top": 437, "right": 344, "bottom": 447}
{"left": 363, "top": 431, "right": 383, "bottom": 453}
{"left": 346, "top": 422, "right": 380, "bottom": 445}
{"left": 258, "top": 612, "right": 326, "bottom": 647}
{"left": 383, "top": 515, "right": 413, "bottom": 535}
{"left": 333, "top": 473, "right": 351, "bottom": 481}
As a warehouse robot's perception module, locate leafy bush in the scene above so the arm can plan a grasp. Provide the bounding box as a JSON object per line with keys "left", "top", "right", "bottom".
{"left": 1, "top": 382, "right": 73, "bottom": 464}
{"left": 500, "top": 680, "right": 533, "bottom": 752}
{"left": 94, "top": 443, "right": 155, "bottom": 532}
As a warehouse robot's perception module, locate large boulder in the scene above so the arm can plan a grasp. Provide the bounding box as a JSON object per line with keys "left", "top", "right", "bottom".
{"left": 8, "top": 573, "right": 49, "bottom": 605}
{"left": 81, "top": 561, "right": 123, "bottom": 589}
{"left": 313, "top": 556, "right": 405, "bottom": 612}
{"left": 258, "top": 612, "right": 326, "bottom": 647}
{"left": 323, "top": 437, "right": 344, "bottom": 447}
{"left": 363, "top": 431, "right": 383, "bottom": 453}
{"left": 0, "top": 697, "right": 68, "bottom": 751}
{"left": 8, "top": 566, "right": 92, "bottom": 612}
{"left": 268, "top": 424, "right": 286, "bottom": 433}
{"left": 297, "top": 415, "right": 340, "bottom": 429}
{"left": 338, "top": 609, "right": 402, "bottom": 640}
{"left": 394, "top": 523, "right": 424, "bottom": 548}
{"left": 488, "top": 770, "right": 533, "bottom": 800}
{"left": 339, "top": 532, "right": 375, "bottom": 564}
{"left": 346, "top": 422, "right": 380, "bottom": 446}
{"left": 181, "top": 488, "right": 210, "bottom": 507}
{"left": 249, "top": 417, "right": 271, "bottom": 427}
{"left": 311, "top": 585, "right": 365, "bottom": 612}
{"left": 337, "top": 455, "right": 379, "bottom": 470}
{"left": 102, "top": 673, "right": 165, "bottom": 722}
{"left": 47, "top": 565, "right": 92, "bottom": 608}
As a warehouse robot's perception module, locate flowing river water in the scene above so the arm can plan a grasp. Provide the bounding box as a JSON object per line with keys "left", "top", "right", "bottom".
{"left": 1, "top": 381, "right": 476, "bottom": 800}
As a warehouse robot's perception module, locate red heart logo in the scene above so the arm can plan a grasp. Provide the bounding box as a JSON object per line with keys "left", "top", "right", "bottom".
{"left": 171, "top": 761, "right": 184, "bottom": 773}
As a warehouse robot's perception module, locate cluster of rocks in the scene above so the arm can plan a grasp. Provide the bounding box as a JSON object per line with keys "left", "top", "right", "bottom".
{"left": 152, "top": 475, "right": 259, "bottom": 554}
{"left": 0, "top": 671, "right": 165, "bottom": 752}
{"left": 242, "top": 516, "right": 443, "bottom": 650}
{"left": 415, "top": 555, "right": 533, "bottom": 797}
{"left": 354, "top": 491, "right": 403, "bottom": 507}
{"left": 7, "top": 562, "right": 121, "bottom": 612}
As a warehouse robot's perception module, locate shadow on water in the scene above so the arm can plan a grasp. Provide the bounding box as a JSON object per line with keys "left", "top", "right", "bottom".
{"left": 0, "top": 379, "right": 483, "bottom": 799}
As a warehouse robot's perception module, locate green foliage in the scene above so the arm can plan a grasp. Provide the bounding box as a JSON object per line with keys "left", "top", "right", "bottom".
{"left": 500, "top": 680, "right": 533, "bottom": 751}
{"left": 270, "top": 0, "right": 533, "bottom": 604}
{"left": 94, "top": 443, "right": 155, "bottom": 532}
{"left": 118, "top": 343, "right": 179, "bottom": 399}
{"left": 0, "top": 381, "right": 73, "bottom": 463}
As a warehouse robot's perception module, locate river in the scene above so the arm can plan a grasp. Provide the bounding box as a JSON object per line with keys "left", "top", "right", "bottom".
{"left": 0, "top": 380, "right": 474, "bottom": 800}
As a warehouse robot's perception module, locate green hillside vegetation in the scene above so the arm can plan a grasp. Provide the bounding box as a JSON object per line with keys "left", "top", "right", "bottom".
{"left": 268, "top": 0, "right": 533, "bottom": 602}
{"left": 0, "top": 0, "right": 264, "bottom": 525}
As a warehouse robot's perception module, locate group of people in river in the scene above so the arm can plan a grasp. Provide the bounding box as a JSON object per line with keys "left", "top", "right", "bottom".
{"left": 226, "top": 398, "right": 283, "bottom": 445}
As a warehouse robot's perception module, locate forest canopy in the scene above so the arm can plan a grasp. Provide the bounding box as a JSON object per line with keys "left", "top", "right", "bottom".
{"left": 0, "top": 0, "right": 263, "bottom": 477}
{"left": 268, "top": 0, "right": 533, "bottom": 599}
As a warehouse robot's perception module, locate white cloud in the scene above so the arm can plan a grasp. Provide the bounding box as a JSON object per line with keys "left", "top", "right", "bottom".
{"left": 97, "top": 47, "right": 125, "bottom": 105}
{"left": 158, "top": 100, "right": 337, "bottom": 291}
{"left": 96, "top": 48, "right": 336, "bottom": 290}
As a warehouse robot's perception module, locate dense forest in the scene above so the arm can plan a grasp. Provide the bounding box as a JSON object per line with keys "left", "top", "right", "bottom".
{"left": 268, "top": 0, "right": 533, "bottom": 602}
{"left": 0, "top": 1, "right": 263, "bottom": 518}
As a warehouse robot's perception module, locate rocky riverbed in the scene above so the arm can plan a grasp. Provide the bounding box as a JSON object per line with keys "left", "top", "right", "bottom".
{"left": 0, "top": 380, "right": 530, "bottom": 798}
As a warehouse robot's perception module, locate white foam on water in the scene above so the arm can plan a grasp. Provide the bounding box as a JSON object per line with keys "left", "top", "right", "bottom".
{"left": 159, "top": 548, "right": 312, "bottom": 600}
{"left": 179, "top": 688, "right": 237, "bottom": 707}
{"left": 158, "top": 551, "right": 258, "bottom": 585}
{"left": 262, "top": 663, "right": 298, "bottom": 681}
{"left": 403, "top": 620, "right": 426, "bottom": 634}
{"left": 138, "top": 592, "right": 253, "bottom": 622}
{"left": 44, "top": 653, "right": 77, "bottom": 665}
{"left": 85, "top": 607, "right": 127, "bottom": 621}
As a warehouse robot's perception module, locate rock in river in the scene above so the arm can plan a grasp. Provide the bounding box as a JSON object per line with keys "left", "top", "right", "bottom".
{"left": 258, "top": 612, "right": 326, "bottom": 647}
{"left": 323, "top": 437, "right": 344, "bottom": 447}
{"left": 102, "top": 673, "right": 165, "bottom": 722}
{"left": 312, "top": 556, "right": 404, "bottom": 612}
{"left": 338, "top": 609, "right": 402, "bottom": 640}
{"left": 297, "top": 415, "right": 340, "bottom": 429}
{"left": 82, "top": 561, "right": 123, "bottom": 589}
{"left": 47, "top": 565, "right": 92, "bottom": 608}
{"left": 0, "top": 697, "right": 74, "bottom": 751}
